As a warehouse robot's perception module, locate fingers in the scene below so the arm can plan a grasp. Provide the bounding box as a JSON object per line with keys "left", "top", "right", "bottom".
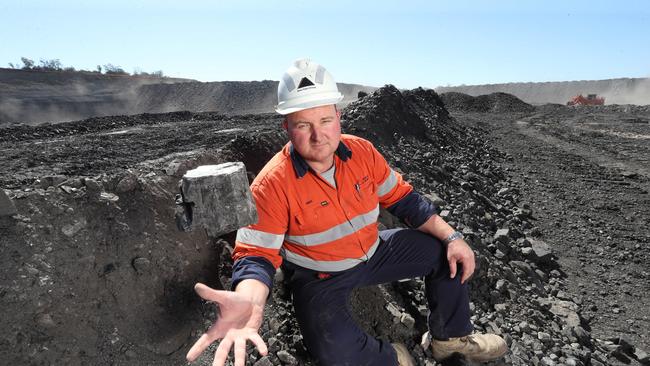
{"left": 460, "top": 264, "right": 468, "bottom": 284}
{"left": 447, "top": 241, "right": 476, "bottom": 283}
{"left": 195, "top": 283, "right": 229, "bottom": 303}
{"left": 187, "top": 333, "right": 214, "bottom": 362}
{"left": 448, "top": 254, "right": 457, "bottom": 279}
{"left": 460, "top": 264, "right": 470, "bottom": 284}
{"left": 461, "top": 255, "right": 476, "bottom": 284}
{"left": 205, "top": 333, "right": 263, "bottom": 366}
{"left": 234, "top": 338, "right": 246, "bottom": 366}
{"left": 249, "top": 333, "right": 269, "bottom": 356}
{"left": 213, "top": 338, "right": 233, "bottom": 366}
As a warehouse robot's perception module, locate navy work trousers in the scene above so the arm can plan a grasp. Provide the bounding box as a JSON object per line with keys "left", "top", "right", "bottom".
{"left": 282, "top": 228, "right": 474, "bottom": 366}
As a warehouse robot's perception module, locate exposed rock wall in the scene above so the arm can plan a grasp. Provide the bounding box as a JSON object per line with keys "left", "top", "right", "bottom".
{"left": 0, "top": 68, "right": 192, "bottom": 125}
{"left": 0, "top": 68, "right": 376, "bottom": 125}
{"left": 1, "top": 169, "right": 219, "bottom": 364}
{"left": 121, "top": 81, "right": 376, "bottom": 115}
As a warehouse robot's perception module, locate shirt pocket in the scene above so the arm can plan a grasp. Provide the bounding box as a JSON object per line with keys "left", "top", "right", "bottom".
{"left": 292, "top": 202, "right": 340, "bottom": 238}
{"left": 354, "top": 178, "right": 376, "bottom": 205}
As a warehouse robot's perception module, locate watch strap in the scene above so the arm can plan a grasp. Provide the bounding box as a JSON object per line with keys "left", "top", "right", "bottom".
{"left": 443, "top": 231, "right": 464, "bottom": 245}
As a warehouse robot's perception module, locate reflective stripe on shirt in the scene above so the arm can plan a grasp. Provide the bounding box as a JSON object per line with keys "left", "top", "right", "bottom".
{"left": 377, "top": 169, "right": 398, "bottom": 197}
{"left": 285, "top": 204, "right": 379, "bottom": 246}
{"left": 236, "top": 227, "right": 284, "bottom": 249}
{"left": 282, "top": 236, "right": 381, "bottom": 271}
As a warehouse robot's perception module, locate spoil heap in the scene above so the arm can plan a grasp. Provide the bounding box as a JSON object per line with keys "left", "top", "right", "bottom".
{"left": 440, "top": 91, "right": 535, "bottom": 113}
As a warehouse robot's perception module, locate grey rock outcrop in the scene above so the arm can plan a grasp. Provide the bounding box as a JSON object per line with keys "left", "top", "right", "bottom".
{"left": 180, "top": 162, "right": 257, "bottom": 237}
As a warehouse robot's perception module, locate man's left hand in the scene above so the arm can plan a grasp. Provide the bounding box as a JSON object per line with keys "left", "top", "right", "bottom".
{"left": 446, "top": 239, "right": 475, "bottom": 284}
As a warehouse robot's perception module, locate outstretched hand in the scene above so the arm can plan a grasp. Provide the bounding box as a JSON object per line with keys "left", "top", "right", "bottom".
{"left": 186, "top": 283, "right": 268, "bottom": 366}
{"left": 446, "top": 239, "right": 475, "bottom": 284}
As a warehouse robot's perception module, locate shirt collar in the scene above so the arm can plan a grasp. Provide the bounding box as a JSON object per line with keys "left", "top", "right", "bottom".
{"left": 290, "top": 141, "right": 352, "bottom": 178}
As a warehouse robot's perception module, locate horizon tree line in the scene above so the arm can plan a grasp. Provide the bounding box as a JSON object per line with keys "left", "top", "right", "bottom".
{"left": 6, "top": 57, "right": 164, "bottom": 77}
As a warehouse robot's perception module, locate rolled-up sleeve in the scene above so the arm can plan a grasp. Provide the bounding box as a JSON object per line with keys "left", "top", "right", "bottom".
{"left": 231, "top": 256, "right": 276, "bottom": 290}
{"left": 386, "top": 190, "right": 440, "bottom": 228}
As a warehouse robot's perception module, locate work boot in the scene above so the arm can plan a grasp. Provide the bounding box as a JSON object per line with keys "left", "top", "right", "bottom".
{"left": 426, "top": 332, "right": 507, "bottom": 362}
{"left": 392, "top": 343, "right": 415, "bottom": 366}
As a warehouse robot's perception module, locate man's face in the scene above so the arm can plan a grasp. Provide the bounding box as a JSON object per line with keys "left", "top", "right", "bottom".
{"left": 284, "top": 104, "right": 341, "bottom": 168}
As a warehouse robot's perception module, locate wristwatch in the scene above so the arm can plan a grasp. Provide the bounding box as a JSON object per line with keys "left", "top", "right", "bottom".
{"left": 443, "top": 231, "right": 464, "bottom": 245}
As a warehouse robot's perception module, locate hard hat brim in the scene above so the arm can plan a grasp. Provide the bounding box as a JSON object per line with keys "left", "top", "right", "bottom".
{"left": 275, "top": 94, "right": 344, "bottom": 115}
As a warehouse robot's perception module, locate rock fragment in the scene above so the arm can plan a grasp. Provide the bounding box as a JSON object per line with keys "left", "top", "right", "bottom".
{"left": 634, "top": 347, "right": 650, "bottom": 365}
{"left": 35, "top": 313, "right": 56, "bottom": 328}
{"left": 180, "top": 162, "right": 258, "bottom": 237}
{"left": 116, "top": 173, "right": 139, "bottom": 193}
{"left": 548, "top": 300, "right": 581, "bottom": 328}
{"left": 253, "top": 357, "right": 274, "bottom": 366}
{"left": 132, "top": 257, "right": 151, "bottom": 274}
{"left": 494, "top": 228, "right": 510, "bottom": 243}
{"left": 538, "top": 331, "right": 552, "bottom": 343}
{"left": 83, "top": 177, "right": 103, "bottom": 197}
{"left": 276, "top": 350, "right": 297, "bottom": 365}
{"left": 529, "top": 239, "right": 554, "bottom": 263}
{"left": 37, "top": 175, "right": 67, "bottom": 189}
{"left": 99, "top": 192, "right": 119, "bottom": 202}
{"left": 61, "top": 219, "right": 87, "bottom": 237}
{"left": 572, "top": 326, "right": 591, "bottom": 346}
{"left": 0, "top": 189, "right": 17, "bottom": 216}
{"left": 400, "top": 312, "right": 415, "bottom": 328}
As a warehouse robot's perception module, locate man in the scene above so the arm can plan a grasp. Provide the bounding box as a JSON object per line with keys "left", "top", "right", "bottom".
{"left": 187, "top": 59, "right": 507, "bottom": 366}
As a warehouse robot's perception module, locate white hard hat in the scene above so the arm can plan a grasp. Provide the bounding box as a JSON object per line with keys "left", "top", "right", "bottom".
{"left": 275, "top": 58, "right": 344, "bottom": 115}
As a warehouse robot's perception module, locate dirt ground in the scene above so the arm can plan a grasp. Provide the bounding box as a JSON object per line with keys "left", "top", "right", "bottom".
{"left": 456, "top": 107, "right": 650, "bottom": 351}
{"left": 1, "top": 89, "right": 649, "bottom": 365}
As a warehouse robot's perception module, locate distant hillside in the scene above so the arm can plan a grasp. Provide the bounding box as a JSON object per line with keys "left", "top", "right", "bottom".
{"left": 133, "top": 81, "right": 376, "bottom": 115}
{"left": 0, "top": 68, "right": 194, "bottom": 124}
{"left": 0, "top": 68, "right": 376, "bottom": 125}
{"left": 436, "top": 77, "right": 650, "bottom": 105}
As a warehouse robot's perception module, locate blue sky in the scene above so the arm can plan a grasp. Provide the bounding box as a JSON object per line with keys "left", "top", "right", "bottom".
{"left": 1, "top": 0, "right": 649, "bottom": 89}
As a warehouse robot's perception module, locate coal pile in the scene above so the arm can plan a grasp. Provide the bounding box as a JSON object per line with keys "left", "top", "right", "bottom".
{"left": 441, "top": 91, "right": 535, "bottom": 113}
{"left": 343, "top": 85, "right": 462, "bottom": 147}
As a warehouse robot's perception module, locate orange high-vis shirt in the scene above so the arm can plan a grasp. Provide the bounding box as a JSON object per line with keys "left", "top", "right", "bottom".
{"left": 233, "top": 134, "right": 414, "bottom": 272}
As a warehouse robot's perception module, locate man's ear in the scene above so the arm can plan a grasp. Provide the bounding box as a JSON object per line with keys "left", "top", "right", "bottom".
{"left": 282, "top": 118, "right": 288, "bottom": 130}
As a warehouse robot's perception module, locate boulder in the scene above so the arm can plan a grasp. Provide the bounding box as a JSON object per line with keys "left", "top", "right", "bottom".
{"left": 548, "top": 300, "right": 581, "bottom": 328}
{"left": 180, "top": 162, "right": 258, "bottom": 237}
{"left": 530, "top": 239, "right": 555, "bottom": 263}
